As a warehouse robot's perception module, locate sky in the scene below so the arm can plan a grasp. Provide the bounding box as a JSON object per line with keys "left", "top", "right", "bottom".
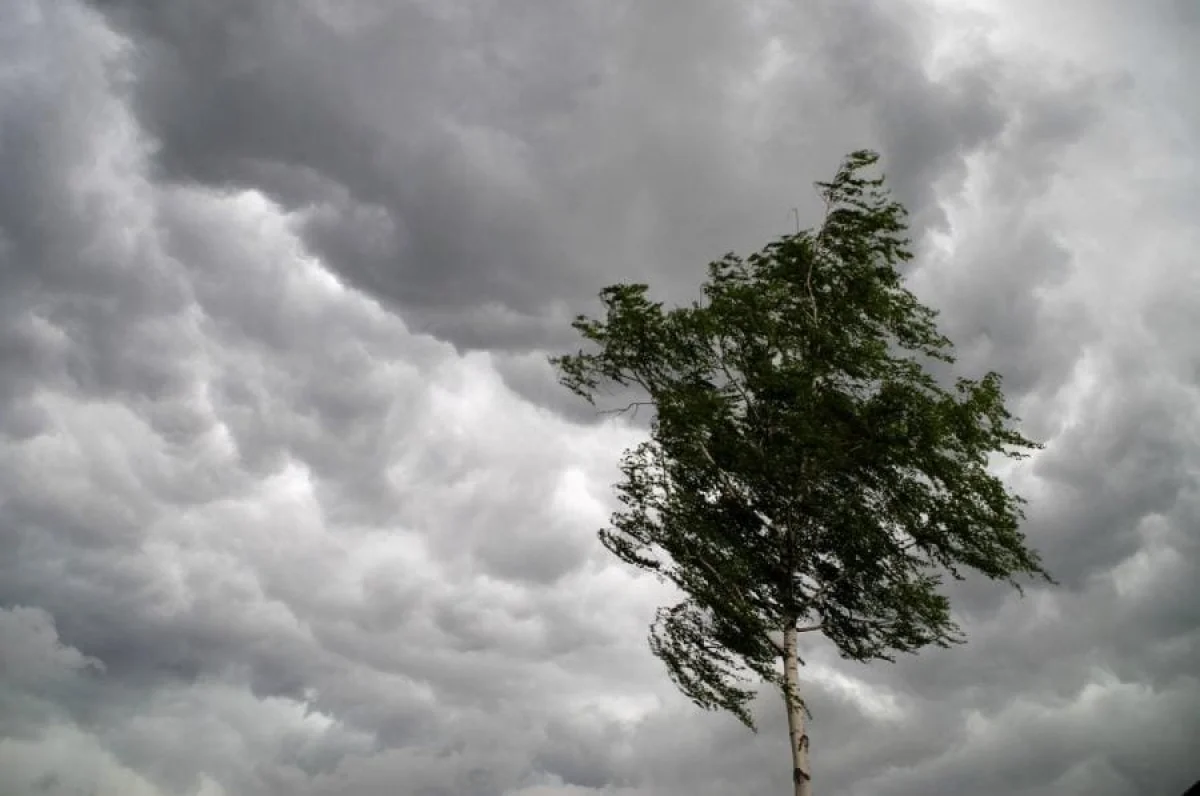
{"left": 0, "top": 1, "right": 1198, "bottom": 794}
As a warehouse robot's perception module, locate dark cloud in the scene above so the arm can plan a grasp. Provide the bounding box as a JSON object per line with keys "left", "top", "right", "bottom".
{"left": 82, "top": 0, "right": 1061, "bottom": 356}
{"left": 2, "top": 0, "right": 1198, "bottom": 795}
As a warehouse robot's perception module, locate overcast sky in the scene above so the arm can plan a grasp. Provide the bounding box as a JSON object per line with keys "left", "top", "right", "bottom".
{"left": 1, "top": 1, "right": 1198, "bottom": 794}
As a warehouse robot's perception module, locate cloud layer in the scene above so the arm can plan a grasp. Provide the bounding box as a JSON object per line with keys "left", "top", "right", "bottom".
{"left": 1, "top": 1, "right": 1198, "bottom": 794}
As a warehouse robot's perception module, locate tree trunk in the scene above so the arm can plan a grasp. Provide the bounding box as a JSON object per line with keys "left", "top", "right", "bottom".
{"left": 782, "top": 624, "right": 812, "bottom": 796}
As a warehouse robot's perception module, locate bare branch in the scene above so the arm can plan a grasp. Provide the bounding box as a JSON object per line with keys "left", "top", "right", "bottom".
{"left": 598, "top": 400, "right": 655, "bottom": 418}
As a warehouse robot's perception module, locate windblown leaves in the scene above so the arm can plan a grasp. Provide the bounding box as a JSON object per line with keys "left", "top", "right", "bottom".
{"left": 551, "top": 150, "right": 1051, "bottom": 729}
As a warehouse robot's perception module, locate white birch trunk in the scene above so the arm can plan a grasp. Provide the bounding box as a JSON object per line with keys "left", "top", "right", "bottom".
{"left": 782, "top": 624, "right": 812, "bottom": 796}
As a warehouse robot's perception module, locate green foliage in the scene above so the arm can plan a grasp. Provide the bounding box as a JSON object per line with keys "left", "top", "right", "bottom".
{"left": 551, "top": 150, "right": 1051, "bottom": 730}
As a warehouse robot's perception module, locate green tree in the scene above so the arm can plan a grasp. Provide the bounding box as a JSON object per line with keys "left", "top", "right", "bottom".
{"left": 550, "top": 151, "right": 1052, "bottom": 796}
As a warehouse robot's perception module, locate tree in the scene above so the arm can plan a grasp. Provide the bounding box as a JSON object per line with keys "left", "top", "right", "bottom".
{"left": 550, "top": 150, "right": 1053, "bottom": 796}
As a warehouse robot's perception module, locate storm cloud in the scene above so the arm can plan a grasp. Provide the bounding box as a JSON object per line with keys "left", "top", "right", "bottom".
{"left": 1, "top": 0, "right": 1198, "bottom": 794}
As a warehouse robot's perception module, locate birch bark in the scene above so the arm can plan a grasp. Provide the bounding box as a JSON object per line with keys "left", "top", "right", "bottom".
{"left": 782, "top": 624, "right": 812, "bottom": 796}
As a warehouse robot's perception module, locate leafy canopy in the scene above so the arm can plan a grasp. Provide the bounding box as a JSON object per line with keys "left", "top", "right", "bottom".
{"left": 551, "top": 150, "right": 1051, "bottom": 728}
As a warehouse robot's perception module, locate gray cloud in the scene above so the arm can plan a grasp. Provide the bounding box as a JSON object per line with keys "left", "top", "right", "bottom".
{"left": 1, "top": 0, "right": 1198, "bottom": 794}
{"left": 84, "top": 0, "right": 1059, "bottom": 354}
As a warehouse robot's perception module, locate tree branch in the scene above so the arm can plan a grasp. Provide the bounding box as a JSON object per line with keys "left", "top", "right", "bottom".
{"left": 694, "top": 438, "right": 776, "bottom": 532}
{"left": 713, "top": 333, "right": 757, "bottom": 420}
{"left": 805, "top": 181, "right": 837, "bottom": 324}
{"left": 598, "top": 400, "right": 655, "bottom": 418}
